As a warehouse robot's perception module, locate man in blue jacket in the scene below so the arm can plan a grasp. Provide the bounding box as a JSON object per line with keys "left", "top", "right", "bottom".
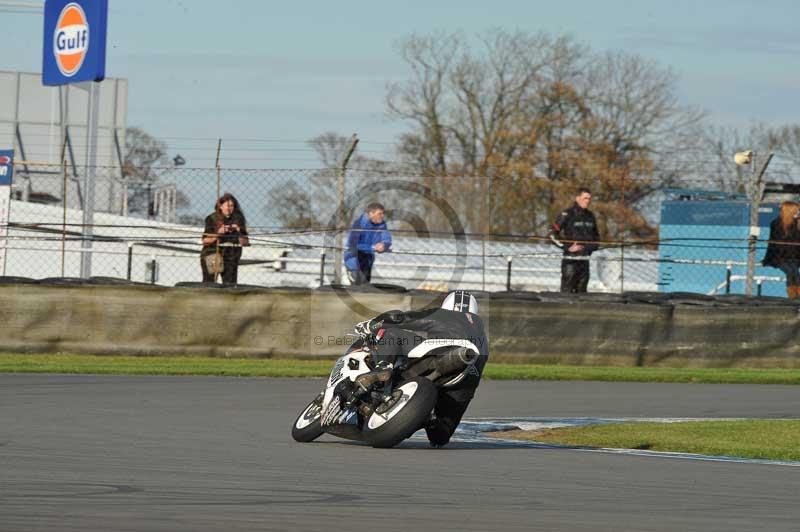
{"left": 344, "top": 202, "right": 392, "bottom": 285}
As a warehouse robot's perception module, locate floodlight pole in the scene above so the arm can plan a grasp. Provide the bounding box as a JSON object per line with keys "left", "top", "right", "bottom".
{"left": 745, "top": 151, "right": 773, "bottom": 296}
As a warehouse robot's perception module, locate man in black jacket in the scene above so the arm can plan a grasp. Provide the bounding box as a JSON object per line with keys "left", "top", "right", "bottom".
{"left": 355, "top": 291, "right": 488, "bottom": 448}
{"left": 549, "top": 187, "right": 600, "bottom": 293}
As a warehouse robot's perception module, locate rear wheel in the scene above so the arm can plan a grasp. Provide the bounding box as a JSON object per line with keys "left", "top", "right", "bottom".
{"left": 363, "top": 378, "right": 438, "bottom": 448}
{"left": 291, "top": 394, "right": 324, "bottom": 443}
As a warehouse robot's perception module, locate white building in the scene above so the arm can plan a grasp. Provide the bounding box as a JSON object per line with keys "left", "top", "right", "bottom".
{"left": 0, "top": 70, "right": 128, "bottom": 213}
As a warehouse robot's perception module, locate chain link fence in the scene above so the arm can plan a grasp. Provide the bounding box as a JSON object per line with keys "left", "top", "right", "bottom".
{"left": 1, "top": 161, "right": 795, "bottom": 297}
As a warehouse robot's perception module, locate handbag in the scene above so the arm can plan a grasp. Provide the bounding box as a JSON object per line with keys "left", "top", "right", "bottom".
{"left": 204, "top": 249, "right": 224, "bottom": 274}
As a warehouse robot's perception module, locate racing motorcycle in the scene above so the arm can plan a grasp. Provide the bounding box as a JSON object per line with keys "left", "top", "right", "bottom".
{"left": 291, "top": 330, "right": 479, "bottom": 448}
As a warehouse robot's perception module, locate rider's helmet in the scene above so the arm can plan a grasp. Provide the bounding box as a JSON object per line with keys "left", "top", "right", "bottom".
{"left": 441, "top": 290, "right": 479, "bottom": 314}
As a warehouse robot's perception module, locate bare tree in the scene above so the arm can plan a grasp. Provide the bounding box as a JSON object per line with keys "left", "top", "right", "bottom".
{"left": 123, "top": 127, "right": 169, "bottom": 179}
{"left": 775, "top": 125, "right": 800, "bottom": 168}
{"left": 268, "top": 132, "right": 403, "bottom": 229}
{"left": 269, "top": 180, "right": 322, "bottom": 229}
{"left": 123, "top": 127, "right": 189, "bottom": 217}
{"left": 690, "top": 123, "right": 795, "bottom": 194}
{"left": 386, "top": 29, "right": 705, "bottom": 238}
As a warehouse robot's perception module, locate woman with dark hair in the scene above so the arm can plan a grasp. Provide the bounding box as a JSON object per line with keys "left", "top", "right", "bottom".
{"left": 762, "top": 201, "right": 800, "bottom": 298}
{"left": 201, "top": 192, "right": 250, "bottom": 284}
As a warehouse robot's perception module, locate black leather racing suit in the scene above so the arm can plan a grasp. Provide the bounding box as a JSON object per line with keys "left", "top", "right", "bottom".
{"left": 370, "top": 307, "right": 489, "bottom": 447}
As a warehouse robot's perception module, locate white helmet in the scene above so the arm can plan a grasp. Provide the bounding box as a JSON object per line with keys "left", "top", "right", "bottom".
{"left": 441, "top": 290, "right": 479, "bottom": 314}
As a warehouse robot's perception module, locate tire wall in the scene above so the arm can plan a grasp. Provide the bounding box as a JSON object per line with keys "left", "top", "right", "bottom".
{"left": 1, "top": 284, "right": 799, "bottom": 367}
{"left": 489, "top": 299, "right": 800, "bottom": 367}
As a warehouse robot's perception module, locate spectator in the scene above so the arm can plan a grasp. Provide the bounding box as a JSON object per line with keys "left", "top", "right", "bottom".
{"left": 762, "top": 201, "right": 800, "bottom": 299}
{"left": 201, "top": 192, "right": 250, "bottom": 284}
{"left": 549, "top": 187, "right": 600, "bottom": 293}
{"left": 344, "top": 202, "right": 392, "bottom": 285}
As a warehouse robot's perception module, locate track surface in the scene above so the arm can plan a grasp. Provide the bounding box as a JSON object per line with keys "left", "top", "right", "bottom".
{"left": 1, "top": 375, "right": 798, "bottom": 531}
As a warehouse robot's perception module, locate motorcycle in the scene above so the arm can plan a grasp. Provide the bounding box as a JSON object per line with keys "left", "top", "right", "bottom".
{"left": 291, "top": 330, "right": 480, "bottom": 448}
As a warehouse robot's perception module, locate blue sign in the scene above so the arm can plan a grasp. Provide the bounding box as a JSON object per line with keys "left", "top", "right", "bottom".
{"left": 0, "top": 150, "right": 13, "bottom": 186}
{"left": 42, "top": 0, "right": 108, "bottom": 86}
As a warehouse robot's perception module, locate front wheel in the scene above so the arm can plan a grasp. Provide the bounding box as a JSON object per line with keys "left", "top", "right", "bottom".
{"left": 291, "top": 394, "right": 324, "bottom": 442}
{"left": 363, "top": 378, "right": 438, "bottom": 448}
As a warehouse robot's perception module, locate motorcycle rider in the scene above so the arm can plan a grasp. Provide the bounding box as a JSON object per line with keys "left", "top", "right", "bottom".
{"left": 354, "top": 290, "right": 488, "bottom": 448}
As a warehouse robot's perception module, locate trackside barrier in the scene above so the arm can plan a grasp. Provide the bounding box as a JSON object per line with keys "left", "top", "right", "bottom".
{"left": 1, "top": 282, "right": 799, "bottom": 366}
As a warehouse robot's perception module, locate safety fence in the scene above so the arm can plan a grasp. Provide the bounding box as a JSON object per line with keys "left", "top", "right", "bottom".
{"left": 2, "top": 162, "right": 797, "bottom": 297}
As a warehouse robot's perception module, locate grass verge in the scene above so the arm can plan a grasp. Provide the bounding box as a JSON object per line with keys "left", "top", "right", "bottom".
{"left": 483, "top": 364, "right": 800, "bottom": 384}
{"left": 490, "top": 420, "right": 800, "bottom": 462}
{"left": 0, "top": 353, "right": 800, "bottom": 384}
{"left": 0, "top": 354, "right": 333, "bottom": 377}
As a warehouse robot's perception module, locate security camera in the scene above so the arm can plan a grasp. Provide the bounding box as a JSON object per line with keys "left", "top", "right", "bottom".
{"left": 734, "top": 150, "right": 753, "bottom": 166}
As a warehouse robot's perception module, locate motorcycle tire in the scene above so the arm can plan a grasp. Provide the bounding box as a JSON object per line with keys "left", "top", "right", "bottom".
{"left": 291, "top": 394, "right": 324, "bottom": 443}
{"left": 363, "top": 377, "right": 438, "bottom": 449}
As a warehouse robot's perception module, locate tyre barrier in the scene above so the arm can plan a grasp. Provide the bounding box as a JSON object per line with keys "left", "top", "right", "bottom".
{"left": 0, "top": 279, "right": 798, "bottom": 365}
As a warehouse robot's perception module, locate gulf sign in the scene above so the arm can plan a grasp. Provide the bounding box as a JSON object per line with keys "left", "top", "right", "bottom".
{"left": 43, "top": 0, "right": 108, "bottom": 86}
{"left": 0, "top": 150, "right": 13, "bottom": 186}
{"left": 54, "top": 3, "right": 89, "bottom": 76}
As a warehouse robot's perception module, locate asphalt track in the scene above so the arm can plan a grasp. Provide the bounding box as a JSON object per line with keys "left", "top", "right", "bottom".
{"left": 1, "top": 374, "right": 798, "bottom": 532}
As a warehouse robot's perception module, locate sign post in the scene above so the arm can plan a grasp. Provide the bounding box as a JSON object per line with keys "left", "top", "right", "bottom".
{"left": 0, "top": 150, "right": 13, "bottom": 276}
{"left": 43, "top": 0, "right": 108, "bottom": 278}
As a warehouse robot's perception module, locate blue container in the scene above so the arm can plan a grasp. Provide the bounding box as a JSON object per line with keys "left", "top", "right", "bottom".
{"left": 658, "top": 194, "right": 783, "bottom": 296}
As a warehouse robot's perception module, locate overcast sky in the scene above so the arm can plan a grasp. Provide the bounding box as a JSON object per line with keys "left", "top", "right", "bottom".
{"left": 4, "top": 0, "right": 800, "bottom": 167}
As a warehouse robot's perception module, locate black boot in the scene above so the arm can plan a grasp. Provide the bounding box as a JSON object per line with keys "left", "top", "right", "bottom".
{"left": 425, "top": 415, "right": 454, "bottom": 448}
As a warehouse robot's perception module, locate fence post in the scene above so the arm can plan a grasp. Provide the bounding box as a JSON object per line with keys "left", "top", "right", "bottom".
{"left": 506, "top": 255, "right": 512, "bottom": 291}
{"left": 333, "top": 134, "right": 358, "bottom": 285}
{"left": 319, "top": 249, "right": 326, "bottom": 287}
{"left": 61, "top": 152, "right": 67, "bottom": 277}
{"left": 215, "top": 139, "right": 222, "bottom": 201}
{"left": 620, "top": 171, "right": 625, "bottom": 294}
{"left": 745, "top": 152, "right": 773, "bottom": 295}
{"left": 127, "top": 242, "right": 134, "bottom": 281}
{"left": 149, "top": 254, "right": 156, "bottom": 285}
{"left": 725, "top": 264, "right": 732, "bottom": 294}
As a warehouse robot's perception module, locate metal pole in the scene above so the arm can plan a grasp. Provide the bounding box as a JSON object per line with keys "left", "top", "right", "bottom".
{"left": 725, "top": 264, "right": 732, "bottom": 294}
{"left": 127, "top": 242, "right": 134, "bottom": 281}
{"left": 620, "top": 171, "right": 625, "bottom": 294}
{"left": 60, "top": 136, "right": 68, "bottom": 278}
{"left": 481, "top": 176, "right": 490, "bottom": 292}
{"left": 80, "top": 82, "right": 100, "bottom": 278}
{"left": 122, "top": 179, "right": 128, "bottom": 217}
{"left": 481, "top": 234, "right": 486, "bottom": 291}
{"left": 745, "top": 152, "right": 774, "bottom": 295}
{"left": 506, "top": 255, "right": 512, "bottom": 291}
{"left": 215, "top": 138, "right": 222, "bottom": 201}
{"left": 334, "top": 134, "right": 358, "bottom": 285}
{"left": 319, "top": 250, "right": 326, "bottom": 287}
